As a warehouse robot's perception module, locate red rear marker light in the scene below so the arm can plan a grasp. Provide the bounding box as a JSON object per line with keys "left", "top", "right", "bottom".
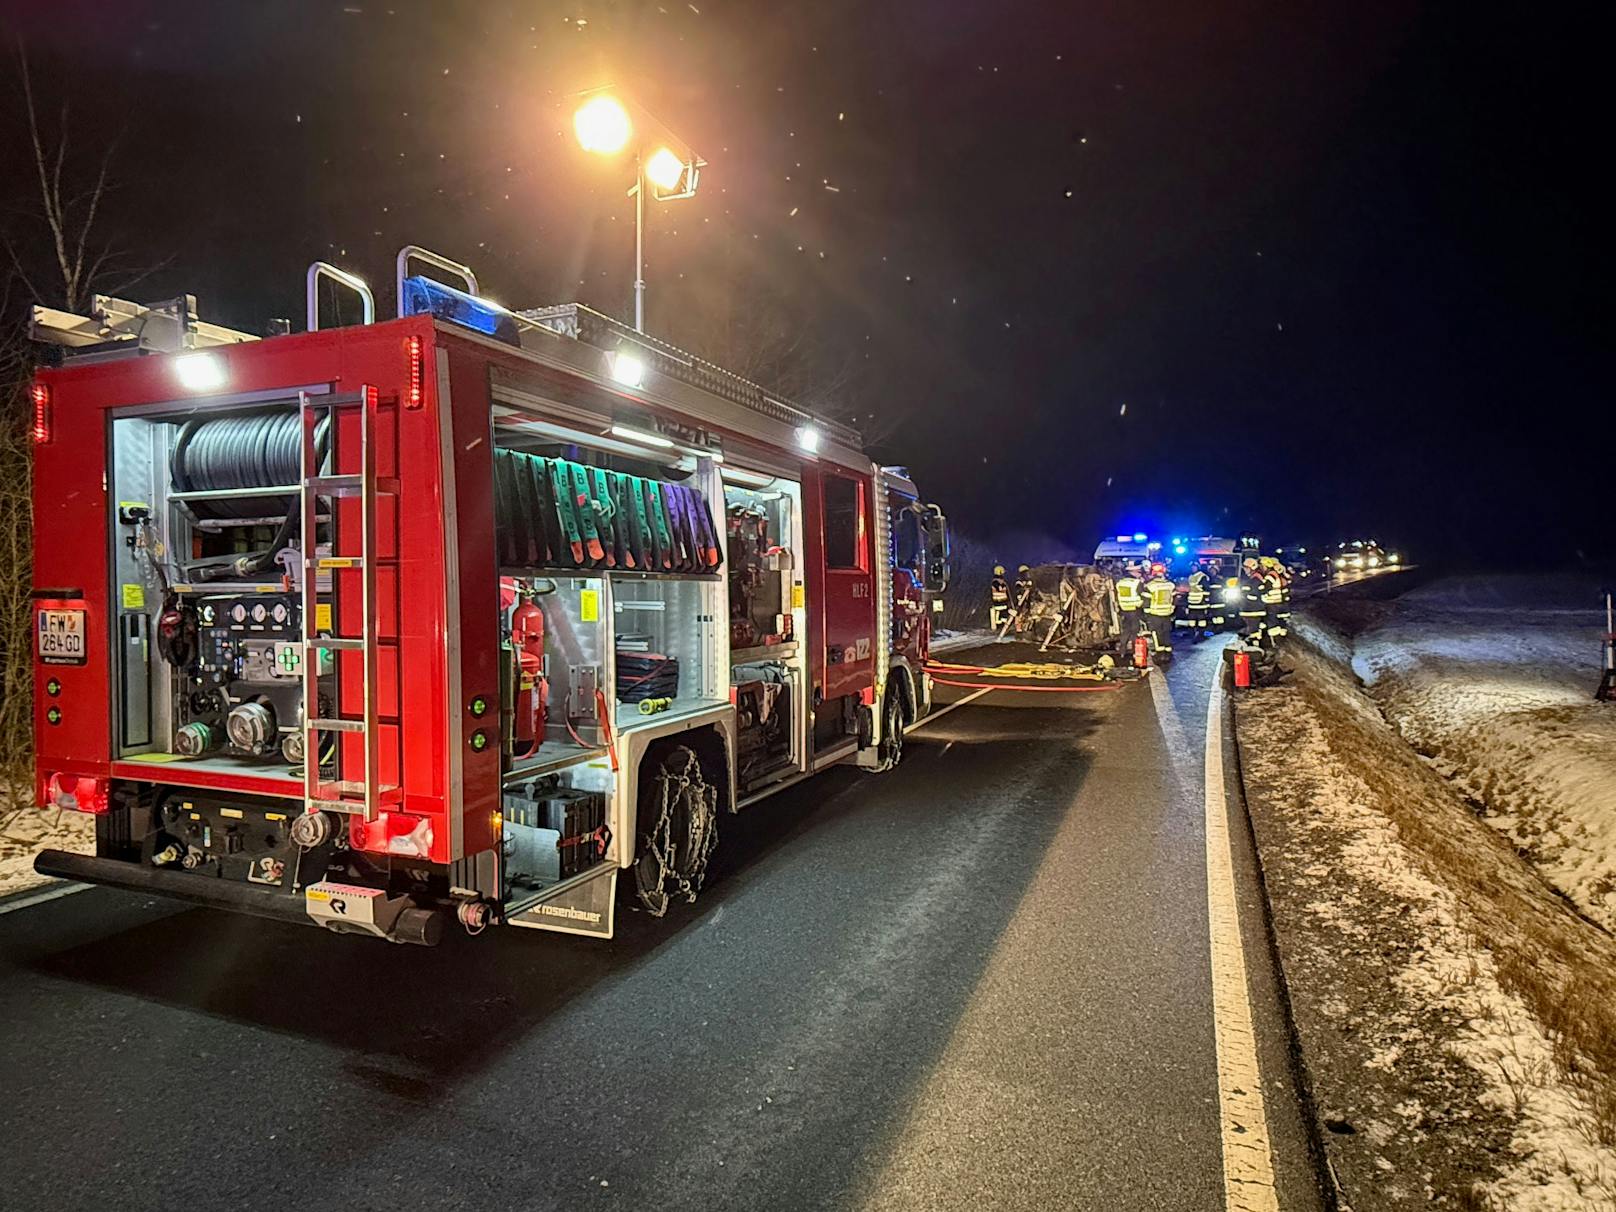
{"left": 31, "top": 383, "right": 52, "bottom": 444}
{"left": 46, "top": 773, "right": 109, "bottom": 815}
{"left": 406, "top": 335, "right": 424, "bottom": 409}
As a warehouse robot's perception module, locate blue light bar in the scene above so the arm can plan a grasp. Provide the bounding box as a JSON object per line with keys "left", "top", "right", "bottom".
{"left": 401, "top": 275, "right": 521, "bottom": 346}
{"left": 1132, "top": 532, "right": 1147, "bottom": 542}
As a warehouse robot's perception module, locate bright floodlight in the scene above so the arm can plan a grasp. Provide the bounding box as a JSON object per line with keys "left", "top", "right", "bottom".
{"left": 575, "top": 95, "right": 632, "bottom": 155}
{"left": 644, "top": 146, "right": 687, "bottom": 192}
{"left": 609, "top": 351, "right": 646, "bottom": 389}
{"left": 795, "top": 425, "right": 821, "bottom": 454}
{"left": 174, "top": 352, "right": 226, "bottom": 392}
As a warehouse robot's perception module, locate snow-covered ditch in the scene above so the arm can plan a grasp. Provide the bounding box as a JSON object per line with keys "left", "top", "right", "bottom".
{"left": 1240, "top": 682, "right": 1616, "bottom": 1207}
{"left": 1318, "top": 574, "right": 1616, "bottom": 931}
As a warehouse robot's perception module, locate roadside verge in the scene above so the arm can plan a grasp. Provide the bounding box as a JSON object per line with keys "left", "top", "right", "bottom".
{"left": 1230, "top": 630, "right": 1616, "bottom": 1208}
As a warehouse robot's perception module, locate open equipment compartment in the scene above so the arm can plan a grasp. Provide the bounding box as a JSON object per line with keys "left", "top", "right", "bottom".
{"left": 490, "top": 394, "right": 729, "bottom": 907}
{"left": 722, "top": 469, "right": 809, "bottom": 797}
{"left": 103, "top": 397, "right": 344, "bottom": 790}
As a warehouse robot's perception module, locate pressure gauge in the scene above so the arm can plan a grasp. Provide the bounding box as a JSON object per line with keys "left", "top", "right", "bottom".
{"left": 251, "top": 603, "right": 268, "bottom": 624}
{"left": 230, "top": 603, "right": 247, "bottom": 623}
{"left": 271, "top": 602, "right": 290, "bottom": 625}
{"left": 199, "top": 604, "right": 216, "bottom": 625}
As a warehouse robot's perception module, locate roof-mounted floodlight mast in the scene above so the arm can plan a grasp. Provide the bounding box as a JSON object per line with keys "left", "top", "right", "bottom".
{"left": 573, "top": 88, "right": 706, "bottom": 333}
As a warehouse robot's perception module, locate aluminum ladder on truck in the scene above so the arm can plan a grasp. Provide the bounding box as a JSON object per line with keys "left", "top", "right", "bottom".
{"left": 298, "top": 387, "right": 401, "bottom": 820}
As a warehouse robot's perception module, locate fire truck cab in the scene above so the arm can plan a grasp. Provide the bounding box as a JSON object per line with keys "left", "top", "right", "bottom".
{"left": 28, "top": 250, "right": 950, "bottom": 944}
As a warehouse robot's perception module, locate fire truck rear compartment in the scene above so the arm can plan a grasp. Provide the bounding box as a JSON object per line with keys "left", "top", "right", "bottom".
{"left": 107, "top": 403, "right": 339, "bottom": 778}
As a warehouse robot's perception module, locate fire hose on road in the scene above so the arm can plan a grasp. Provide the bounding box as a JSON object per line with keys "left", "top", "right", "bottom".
{"left": 924, "top": 659, "right": 1126, "bottom": 694}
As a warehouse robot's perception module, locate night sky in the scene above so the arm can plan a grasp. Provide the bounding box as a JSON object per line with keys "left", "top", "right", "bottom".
{"left": 2, "top": 2, "right": 1606, "bottom": 565}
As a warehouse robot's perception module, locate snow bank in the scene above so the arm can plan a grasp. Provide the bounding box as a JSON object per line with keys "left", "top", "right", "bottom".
{"left": 1240, "top": 691, "right": 1616, "bottom": 1207}
{"left": 1315, "top": 575, "right": 1616, "bottom": 930}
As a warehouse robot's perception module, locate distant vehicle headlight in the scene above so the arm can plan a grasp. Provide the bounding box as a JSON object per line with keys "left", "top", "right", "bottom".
{"left": 1388, "top": 553, "right": 1400, "bottom": 564}
{"left": 1334, "top": 557, "right": 1347, "bottom": 568}
{"left": 1368, "top": 556, "right": 1381, "bottom": 567}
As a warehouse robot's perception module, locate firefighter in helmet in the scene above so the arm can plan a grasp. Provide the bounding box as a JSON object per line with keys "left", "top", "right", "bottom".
{"left": 1012, "top": 564, "right": 1035, "bottom": 633}
{"left": 989, "top": 565, "right": 1011, "bottom": 631}
{"left": 1205, "top": 561, "right": 1230, "bottom": 633}
{"left": 1141, "top": 561, "right": 1177, "bottom": 661}
{"left": 1183, "top": 563, "right": 1213, "bottom": 642}
{"left": 1114, "top": 561, "right": 1145, "bottom": 653}
{"left": 1259, "top": 557, "right": 1287, "bottom": 645}
{"left": 1237, "top": 557, "right": 1268, "bottom": 646}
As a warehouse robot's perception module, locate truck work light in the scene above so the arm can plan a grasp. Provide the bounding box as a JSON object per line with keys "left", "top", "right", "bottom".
{"left": 174, "top": 352, "right": 226, "bottom": 392}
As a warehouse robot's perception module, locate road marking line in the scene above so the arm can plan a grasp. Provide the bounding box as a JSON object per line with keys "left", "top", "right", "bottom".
{"left": 907, "top": 686, "right": 992, "bottom": 732}
{"left": 0, "top": 880, "right": 89, "bottom": 916}
{"left": 1204, "top": 668, "right": 1281, "bottom": 1211}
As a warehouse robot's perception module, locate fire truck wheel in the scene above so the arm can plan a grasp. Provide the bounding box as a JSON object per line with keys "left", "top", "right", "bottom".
{"left": 633, "top": 743, "right": 720, "bottom": 918}
{"left": 872, "top": 688, "right": 905, "bottom": 773}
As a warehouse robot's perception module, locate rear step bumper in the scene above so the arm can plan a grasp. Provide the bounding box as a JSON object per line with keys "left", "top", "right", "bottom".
{"left": 32, "top": 850, "right": 444, "bottom": 945}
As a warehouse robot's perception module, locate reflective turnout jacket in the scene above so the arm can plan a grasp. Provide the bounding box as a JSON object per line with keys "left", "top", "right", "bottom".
{"left": 1115, "top": 576, "right": 1143, "bottom": 612}
{"left": 1186, "top": 571, "right": 1211, "bottom": 608}
{"left": 1142, "top": 576, "right": 1176, "bottom": 617}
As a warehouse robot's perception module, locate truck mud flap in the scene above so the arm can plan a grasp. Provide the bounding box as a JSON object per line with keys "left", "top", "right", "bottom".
{"left": 504, "top": 862, "right": 617, "bottom": 939}
{"left": 33, "top": 849, "right": 444, "bottom": 945}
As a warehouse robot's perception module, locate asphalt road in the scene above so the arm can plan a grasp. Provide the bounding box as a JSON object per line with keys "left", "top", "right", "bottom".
{"left": 0, "top": 636, "right": 1321, "bottom": 1211}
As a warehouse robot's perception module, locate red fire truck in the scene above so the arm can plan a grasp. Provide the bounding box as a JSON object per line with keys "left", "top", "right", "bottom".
{"left": 28, "top": 248, "right": 950, "bottom": 944}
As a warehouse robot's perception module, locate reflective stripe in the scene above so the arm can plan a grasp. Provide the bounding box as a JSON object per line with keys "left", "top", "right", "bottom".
{"left": 1116, "top": 578, "right": 1143, "bottom": 609}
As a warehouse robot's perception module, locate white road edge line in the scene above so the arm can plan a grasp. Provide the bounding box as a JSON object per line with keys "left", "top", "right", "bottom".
{"left": 906, "top": 686, "right": 992, "bottom": 732}
{"left": 1204, "top": 667, "right": 1281, "bottom": 1212}
{"left": 0, "top": 880, "right": 90, "bottom": 916}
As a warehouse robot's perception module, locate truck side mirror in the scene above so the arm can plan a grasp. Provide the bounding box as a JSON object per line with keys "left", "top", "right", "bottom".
{"left": 923, "top": 504, "right": 951, "bottom": 592}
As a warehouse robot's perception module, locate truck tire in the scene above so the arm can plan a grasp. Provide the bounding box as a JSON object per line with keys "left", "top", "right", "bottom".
{"left": 871, "top": 686, "right": 905, "bottom": 773}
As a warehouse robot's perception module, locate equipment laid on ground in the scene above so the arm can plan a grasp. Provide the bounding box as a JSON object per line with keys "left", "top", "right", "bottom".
{"left": 28, "top": 245, "right": 950, "bottom": 943}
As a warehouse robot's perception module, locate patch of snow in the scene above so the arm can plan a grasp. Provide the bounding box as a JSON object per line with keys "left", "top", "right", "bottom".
{"left": 0, "top": 804, "right": 93, "bottom": 896}
{"left": 1242, "top": 699, "right": 1616, "bottom": 1207}
{"left": 1313, "top": 577, "right": 1616, "bottom": 929}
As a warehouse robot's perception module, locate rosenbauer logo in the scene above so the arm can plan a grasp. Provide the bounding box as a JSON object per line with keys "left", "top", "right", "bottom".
{"left": 536, "top": 903, "right": 603, "bottom": 924}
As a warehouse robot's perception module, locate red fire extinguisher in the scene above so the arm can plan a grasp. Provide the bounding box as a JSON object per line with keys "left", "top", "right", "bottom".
{"left": 510, "top": 590, "right": 547, "bottom": 755}
{"left": 1132, "top": 633, "right": 1150, "bottom": 669}
{"left": 1233, "top": 649, "right": 1252, "bottom": 689}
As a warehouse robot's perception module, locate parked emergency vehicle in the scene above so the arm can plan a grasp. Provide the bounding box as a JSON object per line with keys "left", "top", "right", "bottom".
{"left": 27, "top": 248, "right": 950, "bottom": 944}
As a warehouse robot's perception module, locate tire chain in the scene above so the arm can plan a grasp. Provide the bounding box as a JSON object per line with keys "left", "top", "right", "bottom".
{"left": 636, "top": 749, "right": 719, "bottom": 917}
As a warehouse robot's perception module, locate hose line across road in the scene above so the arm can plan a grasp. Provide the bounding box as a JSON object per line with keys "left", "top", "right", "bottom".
{"left": 0, "top": 638, "right": 1321, "bottom": 1211}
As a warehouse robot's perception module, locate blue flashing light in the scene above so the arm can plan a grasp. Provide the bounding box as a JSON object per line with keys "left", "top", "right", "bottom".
{"left": 401, "top": 276, "right": 521, "bottom": 346}
{"left": 1132, "top": 532, "right": 1147, "bottom": 542}
{"left": 1174, "top": 544, "right": 1187, "bottom": 555}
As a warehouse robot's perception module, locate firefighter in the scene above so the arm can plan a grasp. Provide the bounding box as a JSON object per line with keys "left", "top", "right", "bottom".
{"left": 1274, "top": 562, "right": 1294, "bottom": 640}
{"left": 1237, "top": 557, "right": 1268, "bottom": 646}
{"left": 1012, "top": 564, "right": 1035, "bottom": 633}
{"left": 1114, "top": 562, "right": 1145, "bottom": 653}
{"left": 1259, "top": 557, "right": 1287, "bottom": 646}
{"left": 1204, "top": 561, "right": 1229, "bottom": 633}
{"left": 1183, "top": 564, "right": 1212, "bottom": 642}
{"left": 989, "top": 565, "right": 1011, "bottom": 631}
{"left": 1141, "top": 561, "right": 1177, "bottom": 661}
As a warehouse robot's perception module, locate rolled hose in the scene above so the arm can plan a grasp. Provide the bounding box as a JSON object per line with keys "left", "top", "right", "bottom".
{"left": 171, "top": 410, "right": 329, "bottom": 520}
{"left": 171, "top": 409, "right": 329, "bottom": 579}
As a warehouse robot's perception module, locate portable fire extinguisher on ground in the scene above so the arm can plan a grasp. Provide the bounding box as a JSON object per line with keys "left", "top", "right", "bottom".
{"left": 1132, "top": 633, "right": 1150, "bottom": 669}
{"left": 1232, "top": 649, "right": 1253, "bottom": 689}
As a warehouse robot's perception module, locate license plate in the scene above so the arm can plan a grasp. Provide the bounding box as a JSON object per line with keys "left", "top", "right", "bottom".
{"left": 37, "top": 609, "right": 87, "bottom": 665}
